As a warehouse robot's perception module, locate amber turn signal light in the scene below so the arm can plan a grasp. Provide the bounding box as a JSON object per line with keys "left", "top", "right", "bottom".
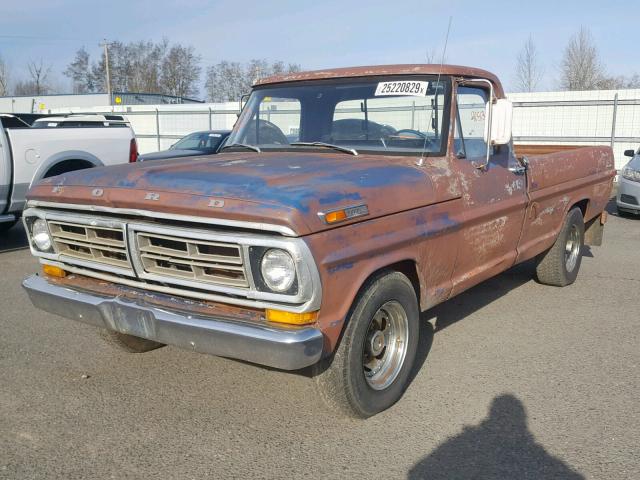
{"left": 324, "top": 209, "right": 348, "bottom": 224}
{"left": 266, "top": 309, "right": 318, "bottom": 325}
{"left": 42, "top": 264, "right": 66, "bottom": 278}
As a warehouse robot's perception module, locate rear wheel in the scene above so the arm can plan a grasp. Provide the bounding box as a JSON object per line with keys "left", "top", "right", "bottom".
{"left": 313, "top": 271, "right": 419, "bottom": 418}
{"left": 99, "top": 330, "right": 165, "bottom": 353}
{"left": 535, "top": 207, "right": 585, "bottom": 286}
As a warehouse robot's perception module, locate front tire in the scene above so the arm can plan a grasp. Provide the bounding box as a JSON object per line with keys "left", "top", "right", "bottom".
{"left": 0, "top": 220, "right": 19, "bottom": 233}
{"left": 313, "top": 271, "right": 419, "bottom": 418}
{"left": 535, "top": 207, "right": 585, "bottom": 286}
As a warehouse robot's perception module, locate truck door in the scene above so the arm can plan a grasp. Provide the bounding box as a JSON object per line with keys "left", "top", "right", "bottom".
{"left": 450, "top": 84, "right": 528, "bottom": 295}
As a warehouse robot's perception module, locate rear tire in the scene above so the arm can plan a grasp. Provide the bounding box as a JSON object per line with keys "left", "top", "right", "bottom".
{"left": 313, "top": 271, "right": 419, "bottom": 418}
{"left": 535, "top": 207, "right": 584, "bottom": 286}
{"left": 99, "top": 330, "right": 165, "bottom": 353}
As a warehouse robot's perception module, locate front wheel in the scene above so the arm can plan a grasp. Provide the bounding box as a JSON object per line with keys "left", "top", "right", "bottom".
{"left": 313, "top": 271, "right": 419, "bottom": 418}
{"left": 535, "top": 207, "right": 585, "bottom": 286}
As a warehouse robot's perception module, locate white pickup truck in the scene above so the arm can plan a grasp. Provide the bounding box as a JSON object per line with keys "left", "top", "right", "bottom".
{"left": 0, "top": 114, "right": 138, "bottom": 231}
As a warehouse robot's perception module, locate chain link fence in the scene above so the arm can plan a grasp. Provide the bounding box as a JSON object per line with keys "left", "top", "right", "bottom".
{"left": 56, "top": 89, "right": 640, "bottom": 170}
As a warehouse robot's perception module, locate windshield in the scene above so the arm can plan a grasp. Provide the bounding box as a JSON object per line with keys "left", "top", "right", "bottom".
{"left": 227, "top": 76, "right": 450, "bottom": 156}
{"left": 172, "top": 131, "right": 226, "bottom": 150}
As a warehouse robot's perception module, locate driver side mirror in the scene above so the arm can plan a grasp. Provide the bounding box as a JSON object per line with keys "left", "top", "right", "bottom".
{"left": 624, "top": 149, "right": 636, "bottom": 157}
{"left": 484, "top": 99, "right": 513, "bottom": 146}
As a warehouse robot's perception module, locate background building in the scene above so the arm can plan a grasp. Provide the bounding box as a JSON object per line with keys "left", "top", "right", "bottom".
{"left": 0, "top": 92, "right": 202, "bottom": 114}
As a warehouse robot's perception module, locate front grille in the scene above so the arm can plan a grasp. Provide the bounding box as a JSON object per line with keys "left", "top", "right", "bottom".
{"left": 620, "top": 194, "right": 639, "bottom": 205}
{"left": 48, "top": 220, "right": 131, "bottom": 270}
{"left": 135, "top": 231, "right": 249, "bottom": 288}
{"left": 43, "top": 215, "right": 251, "bottom": 295}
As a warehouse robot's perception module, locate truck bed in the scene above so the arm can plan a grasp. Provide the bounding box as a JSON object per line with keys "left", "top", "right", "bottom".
{"left": 514, "top": 144, "right": 588, "bottom": 157}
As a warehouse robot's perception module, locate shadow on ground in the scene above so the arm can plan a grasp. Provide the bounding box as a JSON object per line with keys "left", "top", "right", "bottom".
{"left": 408, "top": 394, "right": 584, "bottom": 479}
{"left": 423, "top": 260, "right": 534, "bottom": 333}
{"left": 0, "top": 222, "right": 29, "bottom": 252}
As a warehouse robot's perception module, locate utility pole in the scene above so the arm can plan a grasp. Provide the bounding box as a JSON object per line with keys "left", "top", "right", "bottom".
{"left": 100, "top": 40, "right": 112, "bottom": 102}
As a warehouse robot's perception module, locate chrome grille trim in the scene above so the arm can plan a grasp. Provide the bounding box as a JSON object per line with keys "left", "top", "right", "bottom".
{"left": 48, "top": 220, "right": 131, "bottom": 270}
{"left": 136, "top": 231, "right": 249, "bottom": 288}
{"left": 23, "top": 207, "right": 323, "bottom": 313}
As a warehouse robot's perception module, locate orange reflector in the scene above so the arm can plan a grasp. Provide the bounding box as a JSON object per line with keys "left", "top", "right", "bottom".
{"left": 266, "top": 309, "right": 318, "bottom": 325}
{"left": 324, "top": 209, "right": 347, "bottom": 224}
{"left": 43, "top": 264, "right": 66, "bottom": 278}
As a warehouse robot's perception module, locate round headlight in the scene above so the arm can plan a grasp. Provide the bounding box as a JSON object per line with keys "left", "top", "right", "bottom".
{"left": 260, "top": 249, "right": 295, "bottom": 292}
{"left": 32, "top": 218, "right": 52, "bottom": 251}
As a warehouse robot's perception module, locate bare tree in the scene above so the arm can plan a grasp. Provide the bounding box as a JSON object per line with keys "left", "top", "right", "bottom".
{"left": 0, "top": 54, "right": 9, "bottom": 96}
{"left": 26, "top": 59, "right": 51, "bottom": 95}
{"left": 64, "top": 47, "right": 93, "bottom": 93}
{"left": 560, "top": 27, "right": 606, "bottom": 91}
{"left": 67, "top": 40, "right": 201, "bottom": 97}
{"left": 204, "top": 60, "right": 301, "bottom": 102}
{"left": 204, "top": 61, "right": 245, "bottom": 102}
{"left": 597, "top": 73, "right": 640, "bottom": 90}
{"left": 160, "top": 45, "right": 202, "bottom": 98}
{"left": 514, "top": 35, "right": 543, "bottom": 92}
{"left": 625, "top": 74, "right": 640, "bottom": 88}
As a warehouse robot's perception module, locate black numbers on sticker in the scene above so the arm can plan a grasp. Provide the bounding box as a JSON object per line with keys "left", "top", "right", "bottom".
{"left": 380, "top": 82, "right": 423, "bottom": 94}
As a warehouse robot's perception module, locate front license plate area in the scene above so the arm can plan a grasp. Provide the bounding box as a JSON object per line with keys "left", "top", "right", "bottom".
{"left": 103, "top": 302, "right": 156, "bottom": 339}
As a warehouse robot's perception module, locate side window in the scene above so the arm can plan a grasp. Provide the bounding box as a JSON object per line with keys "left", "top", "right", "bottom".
{"left": 455, "top": 86, "right": 488, "bottom": 159}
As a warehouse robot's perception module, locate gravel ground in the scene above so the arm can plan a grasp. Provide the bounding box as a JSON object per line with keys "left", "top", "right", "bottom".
{"left": 1, "top": 202, "right": 638, "bottom": 479}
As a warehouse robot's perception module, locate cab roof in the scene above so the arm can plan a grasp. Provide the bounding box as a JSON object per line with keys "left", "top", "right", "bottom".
{"left": 255, "top": 64, "right": 505, "bottom": 98}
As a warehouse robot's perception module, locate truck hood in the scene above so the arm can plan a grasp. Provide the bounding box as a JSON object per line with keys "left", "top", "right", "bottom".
{"left": 27, "top": 152, "right": 445, "bottom": 236}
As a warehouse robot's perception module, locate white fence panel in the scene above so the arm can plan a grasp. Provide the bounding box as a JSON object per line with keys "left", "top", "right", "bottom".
{"left": 47, "top": 88, "right": 640, "bottom": 169}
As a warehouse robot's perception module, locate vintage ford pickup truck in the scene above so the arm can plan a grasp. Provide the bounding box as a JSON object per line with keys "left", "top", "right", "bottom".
{"left": 22, "top": 65, "right": 615, "bottom": 417}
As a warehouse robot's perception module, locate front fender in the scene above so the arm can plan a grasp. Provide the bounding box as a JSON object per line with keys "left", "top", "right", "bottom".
{"left": 304, "top": 201, "right": 461, "bottom": 353}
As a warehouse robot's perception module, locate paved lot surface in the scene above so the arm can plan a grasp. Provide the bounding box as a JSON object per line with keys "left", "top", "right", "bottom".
{"left": 1, "top": 203, "right": 639, "bottom": 479}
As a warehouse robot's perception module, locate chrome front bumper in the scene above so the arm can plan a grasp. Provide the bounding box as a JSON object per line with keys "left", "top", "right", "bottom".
{"left": 22, "top": 275, "right": 324, "bottom": 370}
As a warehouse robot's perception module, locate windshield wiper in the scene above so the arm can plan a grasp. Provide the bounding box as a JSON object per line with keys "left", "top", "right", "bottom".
{"left": 290, "top": 142, "right": 358, "bottom": 156}
{"left": 220, "top": 143, "right": 261, "bottom": 153}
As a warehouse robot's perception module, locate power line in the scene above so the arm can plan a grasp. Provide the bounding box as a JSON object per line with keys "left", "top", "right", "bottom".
{"left": 0, "top": 34, "right": 94, "bottom": 42}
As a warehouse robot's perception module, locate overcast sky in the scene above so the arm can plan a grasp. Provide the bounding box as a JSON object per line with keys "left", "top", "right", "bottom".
{"left": 1, "top": 0, "right": 638, "bottom": 97}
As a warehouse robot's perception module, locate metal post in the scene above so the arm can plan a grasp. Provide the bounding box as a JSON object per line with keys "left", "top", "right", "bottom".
{"left": 610, "top": 93, "right": 619, "bottom": 148}
{"left": 411, "top": 101, "right": 415, "bottom": 129}
{"left": 100, "top": 40, "right": 112, "bottom": 103}
{"left": 208, "top": 107, "right": 212, "bottom": 130}
{"left": 155, "top": 108, "right": 161, "bottom": 151}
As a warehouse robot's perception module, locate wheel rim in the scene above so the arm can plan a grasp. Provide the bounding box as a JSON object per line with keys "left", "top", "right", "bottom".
{"left": 362, "top": 300, "right": 409, "bottom": 391}
{"left": 565, "top": 224, "right": 581, "bottom": 272}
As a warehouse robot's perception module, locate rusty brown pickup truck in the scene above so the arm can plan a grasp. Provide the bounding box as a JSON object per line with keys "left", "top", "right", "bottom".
{"left": 22, "top": 65, "right": 615, "bottom": 418}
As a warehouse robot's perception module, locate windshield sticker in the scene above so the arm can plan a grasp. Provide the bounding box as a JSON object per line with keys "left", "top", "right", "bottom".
{"left": 375, "top": 81, "right": 429, "bottom": 97}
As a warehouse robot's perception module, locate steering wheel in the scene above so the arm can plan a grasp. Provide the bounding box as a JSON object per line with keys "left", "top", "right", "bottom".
{"left": 245, "top": 119, "right": 289, "bottom": 145}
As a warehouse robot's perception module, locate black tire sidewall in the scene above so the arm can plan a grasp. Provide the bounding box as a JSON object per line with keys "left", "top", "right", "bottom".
{"left": 0, "top": 220, "right": 19, "bottom": 233}
{"left": 343, "top": 274, "right": 419, "bottom": 417}
{"left": 561, "top": 208, "right": 585, "bottom": 283}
